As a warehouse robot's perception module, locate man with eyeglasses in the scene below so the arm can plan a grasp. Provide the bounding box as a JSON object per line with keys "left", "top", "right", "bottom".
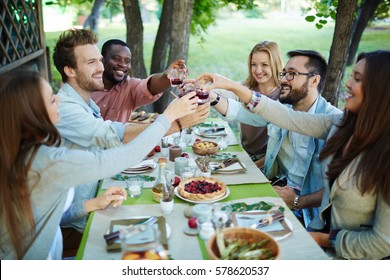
{"left": 206, "top": 50, "right": 341, "bottom": 227}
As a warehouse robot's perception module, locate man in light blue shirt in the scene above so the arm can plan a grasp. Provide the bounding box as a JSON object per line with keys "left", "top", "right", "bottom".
{"left": 209, "top": 50, "right": 341, "bottom": 226}
{"left": 52, "top": 29, "right": 208, "bottom": 233}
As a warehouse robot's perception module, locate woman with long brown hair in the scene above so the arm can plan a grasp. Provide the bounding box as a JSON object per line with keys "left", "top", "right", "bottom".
{"left": 0, "top": 70, "right": 197, "bottom": 259}
{"left": 198, "top": 50, "right": 390, "bottom": 259}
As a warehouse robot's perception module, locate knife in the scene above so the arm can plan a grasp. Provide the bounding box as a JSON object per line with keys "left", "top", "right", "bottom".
{"left": 103, "top": 216, "right": 157, "bottom": 244}
{"left": 255, "top": 211, "right": 285, "bottom": 229}
{"left": 212, "top": 158, "right": 239, "bottom": 171}
{"left": 203, "top": 127, "right": 226, "bottom": 134}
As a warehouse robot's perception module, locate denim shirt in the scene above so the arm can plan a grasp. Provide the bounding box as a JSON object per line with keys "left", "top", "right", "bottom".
{"left": 56, "top": 83, "right": 127, "bottom": 231}
{"left": 224, "top": 96, "right": 341, "bottom": 226}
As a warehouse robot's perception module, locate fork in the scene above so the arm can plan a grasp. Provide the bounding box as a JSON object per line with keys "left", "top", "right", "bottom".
{"left": 103, "top": 216, "right": 157, "bottom": 244}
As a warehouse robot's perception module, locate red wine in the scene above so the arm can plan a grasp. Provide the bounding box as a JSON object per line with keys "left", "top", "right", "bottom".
{"left": 196, "top": 91, "right": 209, "bottom": 104}
{"left": 170, "top": 78, "right": 183, "bottom": 85}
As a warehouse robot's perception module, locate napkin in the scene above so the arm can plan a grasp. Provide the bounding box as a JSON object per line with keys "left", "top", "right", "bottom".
{"left": 198, "top": 127, "right": 227, "bottom": 137}
{"left": 122, "top": 160, "right": 156, "bottom": 174}
{"left": 106, "top": 216, "right": 168, "bottom": 252}
{"left": 231, "top": 211, "right": 291, "bottom": 238}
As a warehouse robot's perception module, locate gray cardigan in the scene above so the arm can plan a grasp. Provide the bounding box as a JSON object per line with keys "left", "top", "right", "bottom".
{"left": 0, "top": 116, "right": 170, "bottom": 259}
{"left": 253, "top": 96, "right": 390, "bottom": 260}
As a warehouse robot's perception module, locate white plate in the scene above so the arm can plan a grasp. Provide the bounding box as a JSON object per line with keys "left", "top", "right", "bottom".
{"left": 121, "top": 168, "right": 153, "bottom": 174}
{"left": 194, "top": 128, "right": 227, "bottom": 138}
{"left": 249, "top": 217, "right": 293, "bottom": 241}
{"left": 109, "top": 216, "right": 171, "bottom": 239}
{"left": 174, "top": 187, "right": 230, "bottom": 204}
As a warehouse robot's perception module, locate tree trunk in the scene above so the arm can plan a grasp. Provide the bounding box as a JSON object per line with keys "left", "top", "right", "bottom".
{"left": 153, "top": 0, "right": 195, "bottom": 113}
{"left": 83, "top": 0, "right": 104, "bottom": 33}
{"left": 151, "top": 0, "right": 174, "bottom": 74}
{"left": 346, "top": 0, "right": 382, "bottom": 66}
{"left": 143, "top": 0, "right": 174, "bottom": 113}
{"left": 322, "top": 0, "right": 357, "bottom": 106}
{"left": 122, "top": 0, "right": 147, "bottom": 79}
{"left": 169, "top": 0, "right": 194, "bottom": 63}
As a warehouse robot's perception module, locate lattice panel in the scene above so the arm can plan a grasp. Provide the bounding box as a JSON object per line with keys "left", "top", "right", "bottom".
{"left": 0, "top": 0, "right": 43, "bottom": 67}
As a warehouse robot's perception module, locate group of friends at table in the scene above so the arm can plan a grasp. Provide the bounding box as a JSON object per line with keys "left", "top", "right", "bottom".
{"left": 0, "top": 27, "right": 389, "bottom": 260}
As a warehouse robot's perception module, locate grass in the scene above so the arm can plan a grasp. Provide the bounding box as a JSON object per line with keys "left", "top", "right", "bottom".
{"left": 45, "top": 15, "right": 390, "bottom": 89}
{"left": 45, "top": 15, "right": 389, "bottom": 133}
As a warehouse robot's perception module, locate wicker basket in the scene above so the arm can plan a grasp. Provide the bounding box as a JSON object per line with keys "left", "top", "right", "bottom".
{"left": 207, "top": 227, "right": 280, "bottom": 260}
{"left": 192, "top": 141, "right": 218, "bottom": 155}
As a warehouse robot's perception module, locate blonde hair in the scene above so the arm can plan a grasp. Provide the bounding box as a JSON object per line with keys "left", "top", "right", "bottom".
{"left": 242, "top": 41, "right": 283, "bottom": 90}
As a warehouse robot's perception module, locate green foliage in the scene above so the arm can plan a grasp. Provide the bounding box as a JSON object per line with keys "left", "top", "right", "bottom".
{"left": 305, "top": 0, "right": 390, "bottom": 29}
{"left": 191, "top": 0, "right": 219, "bottom": 38}
{"left": 45, "top": 17, "right": 390, "bottom": 93}
{"left": 101, "top": 0, "right": 122, "bottom": 20}
{"left": 304, "top": 0, "right": 338, "bottom": 29}
{"left": 373, "top": 0, "right": 390, "bottom": 20}
{"left": 219, "top": 0, "right": 255, "bottom": 10}
{"left": 191, "top": 0, "right": 256, "bottom": 43}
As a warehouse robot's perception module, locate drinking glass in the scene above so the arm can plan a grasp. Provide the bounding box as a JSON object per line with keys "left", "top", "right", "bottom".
{"left": 178, "top": 80, "right": 209, "bottom": 104}
{"left": 216, "top": 135, "right": 229, "bottom": 151}
{"left": 211, "top": 202, "right": 232, "bottom": 229}
{"left": 125, "top": 178, "right": 144, "bottom": 198}
{"left": 120, "top": 226, "right": 168, "bottom": 260}
{"left": 183, "top": 128, "right": 193, "bottom": 146}
{"left": 167, "top": 68, "right": 188, "bottom": 87}
{"left": 161, "top": 137, "right": 169, "bottom": 157}
{"left": 181, "top": 166, "right": 197, "bottom": 180}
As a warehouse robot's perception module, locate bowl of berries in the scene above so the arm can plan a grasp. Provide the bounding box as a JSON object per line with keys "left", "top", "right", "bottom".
{"left": 192, "top": 140, "right": 218, "bottom": 156}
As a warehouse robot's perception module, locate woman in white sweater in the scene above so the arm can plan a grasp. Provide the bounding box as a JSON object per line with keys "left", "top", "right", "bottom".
{"left": 197, "top": 50, "right": 390, "bottom": 259}
{"left": 0, "top": 70, "right": 198, "bottom": 259}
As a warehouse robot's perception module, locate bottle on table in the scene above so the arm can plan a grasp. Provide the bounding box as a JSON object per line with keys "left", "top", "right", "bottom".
{"left": 152, "top": 158, "right": 171, "bottom": 203}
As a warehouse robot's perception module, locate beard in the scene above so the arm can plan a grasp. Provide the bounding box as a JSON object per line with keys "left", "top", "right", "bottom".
{"left": 104, "top": 69, "right": 125, "bottom": 85}
{"left": 279, "top": 80, "right": 309, "bottom": 105}
{"left": 75, "top": 69, "right": 104, "bottom": 91}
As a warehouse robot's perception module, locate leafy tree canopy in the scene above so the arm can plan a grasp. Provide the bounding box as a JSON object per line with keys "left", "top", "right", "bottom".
{"left": 304, "top": 0, "right": 389, "bottom": 29}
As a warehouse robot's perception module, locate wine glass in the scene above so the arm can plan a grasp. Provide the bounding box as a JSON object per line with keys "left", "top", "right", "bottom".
{"left": 167, "top": 68, "right": 189, "bottom": 87}
{"left": 178, "top": 80, "right": 209, "bottom": 104}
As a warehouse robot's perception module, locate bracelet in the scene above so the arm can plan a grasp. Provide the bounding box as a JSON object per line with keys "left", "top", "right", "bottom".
{"left": 176, "top": 119, "right": 183, "bottom": 133}
{"left": 245, "top": 91, "right": 262, "bottom": 111}
{"left": 210, "top": 95, "right": 221, "bottom": 106}
{"left": 292, "top": 195, "right": 300, "bottom": 210}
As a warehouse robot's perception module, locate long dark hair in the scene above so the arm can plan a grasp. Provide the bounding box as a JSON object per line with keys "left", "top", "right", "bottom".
{"left": 0, "top": 70, "right": 61, "bottom": 258}
{"left": 319, "top": 50, "right": 390, "bottom": 205}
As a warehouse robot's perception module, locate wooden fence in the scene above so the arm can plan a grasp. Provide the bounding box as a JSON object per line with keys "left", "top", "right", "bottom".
{"left": 0, "top": 0, "right": 49, "bottom": 79}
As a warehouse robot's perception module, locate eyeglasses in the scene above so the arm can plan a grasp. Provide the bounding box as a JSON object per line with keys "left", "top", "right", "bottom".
{"left": 278, "top": 71, "right": 317, "bottom": 81}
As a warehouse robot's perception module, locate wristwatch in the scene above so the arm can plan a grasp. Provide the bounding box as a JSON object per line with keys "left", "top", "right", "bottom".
{"left": 210, "top": 94, "right": 220, "bottom": 106}
{"left": 292, "top": 195, "right": 300, "bottom": 210}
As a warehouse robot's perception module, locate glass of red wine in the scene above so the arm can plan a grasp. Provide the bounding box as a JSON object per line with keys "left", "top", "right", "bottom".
{"left": 167, "top": 68, "right": 189, "bottom": 87}
{"left": 178, "top": 79, "right": 209, "bottom": 104}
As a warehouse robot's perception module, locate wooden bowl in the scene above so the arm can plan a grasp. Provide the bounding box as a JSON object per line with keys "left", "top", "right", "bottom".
{"left": 207, "top": 227, "right": 280, "bottom": 260}
{"left": 192, "top": 141, "right": 218, "bottom": 155}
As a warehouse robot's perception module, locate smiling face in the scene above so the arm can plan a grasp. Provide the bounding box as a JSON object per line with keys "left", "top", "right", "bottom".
{"left": 41, "top": 79, "right": 61, "bottom": 124}
{"left": 103, "top": 44, "right": 132, "bottom": 85}
{"left": 250, "top": 51, "right": 274, "bottom": 88}
{"left": 72, "top": 44, "right": 104, "bottom": 92}
{"left": 279, "top": 56, "right": 313, "bottom": 105}
{"left": 344, "top": 58, "right": 365, "bottom": 113}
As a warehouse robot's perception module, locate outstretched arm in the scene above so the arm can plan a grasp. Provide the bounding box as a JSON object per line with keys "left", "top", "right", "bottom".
{"left": 197, "top": 73, "right": 253, "bottom": 103}
{"left": 148, "top": 59, "right": 188, "bottom": 94}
